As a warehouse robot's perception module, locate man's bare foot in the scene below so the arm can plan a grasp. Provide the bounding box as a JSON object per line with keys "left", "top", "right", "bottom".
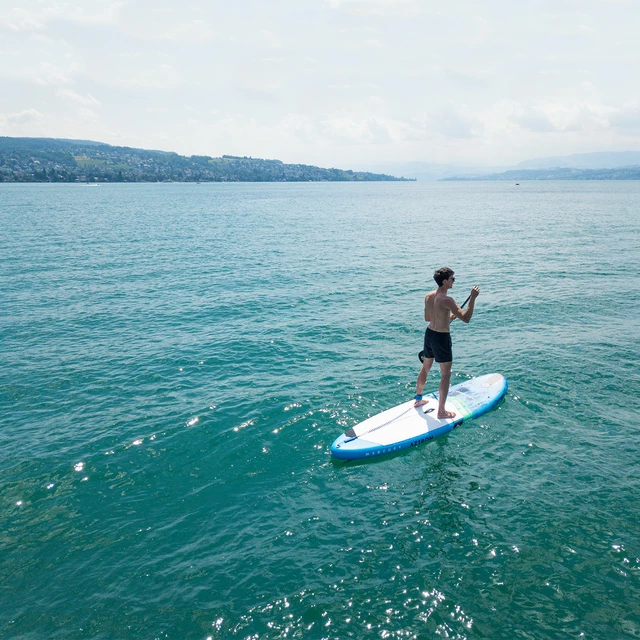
{"left": 437, "top": 409, "right": 456, "bottom": 419}
{"left": 414, "top": 399, "right": 428, "bottom": 408}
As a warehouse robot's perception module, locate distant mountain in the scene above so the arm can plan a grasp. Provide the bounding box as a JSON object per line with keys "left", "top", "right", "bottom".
{"left": 0, "top": 137, "right": 412, "bottom": 183}
{"left": 355, "top": 161, "right": 507, "bottom": 182}
{"left": 441, "top": 166, "right": 640, "bottom": 181}
{"left": 515, "top": 151, "right": 640, "bottom": 170}
{"left": 359, "top": 151, "right": 640, "bottom": 181}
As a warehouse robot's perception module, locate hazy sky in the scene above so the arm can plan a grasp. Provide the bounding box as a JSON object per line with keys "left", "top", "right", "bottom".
{"left": 1, "top": 0, "right": 639, "bottom": 168}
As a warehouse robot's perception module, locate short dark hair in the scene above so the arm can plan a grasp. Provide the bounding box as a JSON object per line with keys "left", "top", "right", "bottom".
{"left": 434, "top": 267, "right": 454, "bottom": 287}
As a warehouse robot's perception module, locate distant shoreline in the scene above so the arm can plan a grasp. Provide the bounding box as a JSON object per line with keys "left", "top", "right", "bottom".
{"left": 0, "top": 136, "right": 414, "bottom": 183}
{"left": 440, "top": 166, "right": 640, "bottom": 181}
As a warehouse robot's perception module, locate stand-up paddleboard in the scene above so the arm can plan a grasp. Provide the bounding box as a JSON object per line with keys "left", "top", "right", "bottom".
{"left": 331, "top": 373, "right": 507, "bottom": 461}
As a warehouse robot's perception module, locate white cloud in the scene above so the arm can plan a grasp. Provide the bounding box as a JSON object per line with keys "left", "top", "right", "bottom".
{"left": 501, "top": 100, "right": 613, "bottom": 135}
{"left": 512, "top": 106, "right": 559, "bottom": 133}
{"left": 4, "top": 108, "right": 44, "bottom": 124}
{"left": 261, "top": 30, "right": 283, "bottom": 49}
{"left": 331, "top": 26, "right": 384, "bottom": 49}
{"left": 277, "top": 112, "right": 394, "bottom": 147}
{"left": 99, "top": 53, "right": 182, "bottom": 90}
{"left": 539, "top": 10, "right": 598, "bottom": 37}
{"left": 77, "top": 107, "right": 99, "bottom": 123}
{"left": 0, "top": 31, "right": 86, "bottom": 87}
{"left": 0, "top": 108, "right": 47, "bottom": 137}
{"left": 234, "top": 78, "right": 284, "bottom": 101}
{"left": 0, "top": 8, "right": 45, "bottom": 32}
{"left": 430, "top": 104, "right": 484, "bottom": 139}
{"left": 279, "top": 109, "right": 477, "bottom": 147}
{"left": 0, "top": 3, "right": 213, "bottom": 44}
{"left": 328, "top": 0, "right": 421, "bottom": 17}
{"left": 56, "top": 89, "right": 101, "bottom": 106}
{"left": 0, "top": 3, "right": 123, "bottom": 32}
{"left": 609, "top": 105, "right": 640, "bottom": 131}
{"left": 445, "top": 66, "right": 495, "bottom": 89}
{"left": 117, "top": 8, "right": 216, "bottom": 44}
{"left": 318, "top": 115, "right": 395, "bottom": 144}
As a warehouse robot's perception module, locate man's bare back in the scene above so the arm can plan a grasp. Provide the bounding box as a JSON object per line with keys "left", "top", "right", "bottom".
{"left": 424, "top": 289, "right": 454, "bottom": 333}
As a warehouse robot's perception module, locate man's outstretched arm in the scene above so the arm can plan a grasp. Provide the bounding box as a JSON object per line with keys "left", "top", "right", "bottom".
{"left": 449, "top": 287, "right": 480, "bottom": 323}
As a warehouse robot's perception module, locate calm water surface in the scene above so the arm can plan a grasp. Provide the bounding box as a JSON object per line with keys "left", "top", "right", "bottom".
{"left": 1, "top": 181, "right": 639, "bottom": 639}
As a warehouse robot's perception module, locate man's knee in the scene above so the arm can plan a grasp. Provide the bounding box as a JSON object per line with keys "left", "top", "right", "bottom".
{"left": 439, "top": 361, "right": 452, "bottom": 376}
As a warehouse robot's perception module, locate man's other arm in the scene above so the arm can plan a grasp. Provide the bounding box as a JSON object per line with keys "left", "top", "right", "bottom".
{"left": 448, "top": 287, "right": 480, "bottom": 324}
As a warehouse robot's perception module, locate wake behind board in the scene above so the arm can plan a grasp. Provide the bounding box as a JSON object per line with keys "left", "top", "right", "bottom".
{"left": 330, "top": 373, "right": 507, "bottom": 461}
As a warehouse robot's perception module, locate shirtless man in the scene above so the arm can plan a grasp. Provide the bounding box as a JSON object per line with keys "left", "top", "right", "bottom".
{"left": 414, "top": 267, "right": 480, "bottom": 418}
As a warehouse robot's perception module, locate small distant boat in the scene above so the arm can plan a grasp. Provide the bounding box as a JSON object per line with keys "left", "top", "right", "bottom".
{"left": 515, "top": 183, "right": 520, "bottom": 186}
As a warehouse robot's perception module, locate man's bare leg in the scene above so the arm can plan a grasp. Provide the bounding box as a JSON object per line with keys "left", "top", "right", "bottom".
{"left": 437, "top": 361, "right": 455, "bottom": 419}
{"left": 415, "top": 358, "right": 434, "bottom": 406}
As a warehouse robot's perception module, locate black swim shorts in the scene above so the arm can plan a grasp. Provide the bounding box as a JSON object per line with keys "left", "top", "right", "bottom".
{"left": 423, "top": 328, "right": 453, "bottom": 363}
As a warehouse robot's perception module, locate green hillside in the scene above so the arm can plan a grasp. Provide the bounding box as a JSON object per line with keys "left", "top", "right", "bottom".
{"left": 0, "top": 137, "right": 411, "bottom": 183}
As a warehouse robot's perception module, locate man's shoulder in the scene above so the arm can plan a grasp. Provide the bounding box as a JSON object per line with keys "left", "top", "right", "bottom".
{"left": 436, "top": 293, "right": 455, "bottom": 306}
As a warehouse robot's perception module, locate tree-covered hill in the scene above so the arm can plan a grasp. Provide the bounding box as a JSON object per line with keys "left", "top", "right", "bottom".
{"left": 0, "top": 137, "right": 412, "bottom": 183}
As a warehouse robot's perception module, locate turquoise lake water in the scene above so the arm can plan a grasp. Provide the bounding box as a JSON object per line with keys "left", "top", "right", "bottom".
{"left": 1, "top": 181, "right": 639, "bottom": 639}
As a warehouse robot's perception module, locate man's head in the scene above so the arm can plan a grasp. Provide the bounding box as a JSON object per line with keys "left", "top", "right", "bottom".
{"left": 434, "top": 267, "right": 455, "bottom": 287}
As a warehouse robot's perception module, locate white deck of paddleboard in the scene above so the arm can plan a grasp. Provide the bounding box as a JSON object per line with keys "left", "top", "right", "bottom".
{"left": 331, "top": 373, "right": 506, "bottom": 459}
